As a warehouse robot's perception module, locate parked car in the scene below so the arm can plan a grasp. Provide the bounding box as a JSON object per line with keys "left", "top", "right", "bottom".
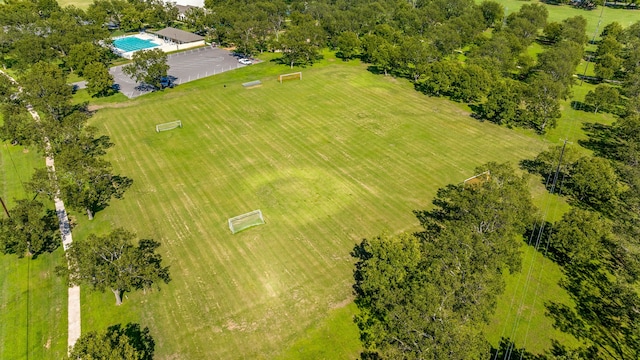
{"left": 160, "top": 76, "right": 175, "bottom": 89}
{"left": 238, "top": 58, "right": 252, "bottom": 65}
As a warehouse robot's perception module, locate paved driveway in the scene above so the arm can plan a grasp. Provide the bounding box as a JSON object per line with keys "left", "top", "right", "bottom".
{"left": 110, "top": 47, "right": 248, "bottom": 98}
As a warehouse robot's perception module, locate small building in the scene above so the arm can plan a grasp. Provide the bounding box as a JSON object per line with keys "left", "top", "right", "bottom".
{"left": 162, "top": 0, "right": 203, "bottom": 7}
{"left": 176, "top": 5, "right": 197, "bottom": 21}
{"left": 150, "top": 27, "right": 206, "bottom": 50}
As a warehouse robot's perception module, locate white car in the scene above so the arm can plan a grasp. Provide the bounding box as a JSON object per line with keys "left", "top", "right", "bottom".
{"left": 238, "top": 58, "right": 252, "bottom": 65}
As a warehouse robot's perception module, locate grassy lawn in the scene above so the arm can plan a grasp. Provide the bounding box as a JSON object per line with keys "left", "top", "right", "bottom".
{"left": 0, "top": 144, "right": 68, "bottom": 360}
{"left": 64, "top": 56, "right": 553, "bottom": 359}
{"left": 58, "top": 0, "right": 92, "bottom": 9}
{"left": 488, "top": 0, "right": 639, "bottom": 38}
{"left": 485, "top": 244, "right": 580, "bottom": 353}
{"left": 277, "top": 302, "right": 361, "bottom": 360}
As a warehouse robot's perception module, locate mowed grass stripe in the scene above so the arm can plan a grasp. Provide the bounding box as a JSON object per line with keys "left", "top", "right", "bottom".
{"left": 102, "top": 114, "right": 336, "bottom": 358}
{"left": 78, "top": 63, "right": 547, "bottom": 358}
{"left": 99, "top": 89, "right": 364, "bottom": 354}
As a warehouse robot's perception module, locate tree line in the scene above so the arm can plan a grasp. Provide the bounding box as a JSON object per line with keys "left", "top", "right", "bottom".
{"left": 353, "top": 162, "right": 537, "bottom": 358}
{"left": 351, "top": 41, "right": 640, "bottom": 360}
{"left": 0, "top": 60, "right": 170, "bottom": 302}
{"left": 0, "top": 3, "right": 173, "bottom": 355}
{"left": 352, "top": 132, "right": 640, "bottom": 358}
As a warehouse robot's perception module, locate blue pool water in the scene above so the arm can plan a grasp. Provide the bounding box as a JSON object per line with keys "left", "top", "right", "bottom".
{"left": 113, "top": 37, "right": 159, "bottom": 52}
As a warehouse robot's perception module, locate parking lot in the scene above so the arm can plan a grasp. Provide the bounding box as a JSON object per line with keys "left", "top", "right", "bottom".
{"left": 111, "top": 46, "right": 250, "bottom": 98}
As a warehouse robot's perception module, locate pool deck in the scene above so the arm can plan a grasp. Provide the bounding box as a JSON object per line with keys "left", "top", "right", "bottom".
{"left": 113, "top": 33, "right": 204, "bottom": 59}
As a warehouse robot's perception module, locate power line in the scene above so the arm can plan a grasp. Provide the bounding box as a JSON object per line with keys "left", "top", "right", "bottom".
{"left": 505, "top": 4, "right": 608, "bottom": 355}
{"left": 4, "top": 142, "right": 27, "bottom": 196}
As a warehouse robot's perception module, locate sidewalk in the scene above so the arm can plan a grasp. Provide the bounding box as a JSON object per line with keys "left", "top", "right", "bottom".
{"left": 1, "top": 70, "right": 82, "bottom": 352}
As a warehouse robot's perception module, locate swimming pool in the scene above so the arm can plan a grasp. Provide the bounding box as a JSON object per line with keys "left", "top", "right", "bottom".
{"left": 113, "top": 36, "right": 160, "bottom": 53}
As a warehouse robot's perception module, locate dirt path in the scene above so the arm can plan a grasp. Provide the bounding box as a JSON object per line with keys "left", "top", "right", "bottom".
{"left": 1, "top": 71, "right": 81, "bottom": 352}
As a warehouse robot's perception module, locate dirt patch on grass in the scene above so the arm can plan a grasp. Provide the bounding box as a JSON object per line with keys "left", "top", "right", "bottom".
{"left": 87, "top": 102, "right": 135, "bottom": 111}
{"left": 329, "top": 296, "right": 353, "bottom": 310}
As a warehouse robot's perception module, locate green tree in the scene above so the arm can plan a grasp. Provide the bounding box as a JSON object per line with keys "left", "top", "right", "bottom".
{"left": 19, "top": 61, "right": 73, "bottom": 121}
{"left": 0, "top": 101, "right": 38, "bottom": 146}
{"left": 594, "top": 36, "right": 623, "bottom": 80}
{"left": 505, "top": 3, "right": 548, "bottom": 47}
{"left": 56, "top": 144, "right": 132, "bottom": 220}
{"left": 259, "top": 0, "right": 287, "bottom": 42}
{"left": 549, "top": 208, "right": 612, "bottom": 267}
{"left": 279, "top": 24, "right": 325, "bottom": 68}
{"left": 85, "top": 62, "right": 115, "bottom": 98}
{"left": 336, "top": 31, "right": 360, "bottom": 60}
{"left": 479, "top": 0, "right": 504, "bottom": 28}
{"left": 595, "top": 53, "right": 623, "bottom": 80}
{"left": 567, "top": 156, "right": 619, "bottom": 211}
{"left": 522, "top": 74, "right": 564, "bottom": 134}
{"left": 397, "top": 36, "right": 433, "bottom": 82}
{"left": 537, "top": 41, "right": 583, "bottom": 90}
{"left": 61, "top": 228, "right": 170, "bottom": 305}
{"left": 584, "top": 85, "right": 620, "bottom": 114}
{"left": 354, "top": 162, "right": 536, "bottom": 359}
{"left": 87, "top": 0, "right": 128, "bottom": 28}
{"left": 544, "top": 22, "right": 564, "bottom": 44}
{"left": 26, "top": 168, "right": 58, "bottom": 201}
{"left": 516, "top": 3, "right": 548, "bottom": 29}
{"left": 120, "top": 5, "right": 144, "bottom": 32}
{"left": 479, "top": 79, "right": 523, "bottom": 125}
{"left": 122, "top": 49, "right": 169, "bottom": 89}
{"left": 66, "top": 42, "right": 111, "bottom": 76}
{"left": 530, "top": 145, "right": 582, "bottom": 182}
{"left": 417, "top": 60, "right": 459, "bottom": 97}
{"left": 47, "top": 7, "right": 109, "bottom": 58}
{"left": 600, "top": 21, "right": 624, "bottom": 40}
{"left": 363, "top": 35, "right": 398, "bottom": 76}
{"left": 0, "top": 199, "right": 59, "bottom": 257}
{"left": 468, "top": 34, "right": 520, "bottom": 75}
{"left": 432, "top": 22, "right": 463, "bottom": 55}
{"left": 560, "top": 16, "right": 588, "bottom": 45}
{"left": 613, "top": 113, "right": 640, "bottom": 167}
{"left": 449, "top": 64, "right": 493, "bottom": 103}
{"left": 68, "top": 323, "right": 155, "bottom": 360}
{"left": 546, "top": 208, "right": 640, "bottom": 359}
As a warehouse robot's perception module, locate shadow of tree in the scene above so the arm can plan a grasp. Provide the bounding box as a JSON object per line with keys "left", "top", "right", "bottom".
{"left": 577, "top": 122, "right": 617, "bottom": 160}
{"left": 112, "top": 323, "right": 155, "bottom": 359}
{"left": 70, "top": 322, "right": 155, "bottom": 359}
{"left": 489, "top": 337, "right": 540, "bottom": 360}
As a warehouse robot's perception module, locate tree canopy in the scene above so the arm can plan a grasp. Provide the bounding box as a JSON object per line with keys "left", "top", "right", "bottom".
{"left": 353, "top": 162, "right": 536, "bottom": 359}
{"left": 122, "top": 49, "right": 169, "bottom": 89}
{"left": 68, "top": 323, "right": 155, "bottom": 360}
{"left": 0, "top": 199, "right": 59, "bottom": 257}
{"left": 61, "top": 228, "right": 170, "bottom": 305}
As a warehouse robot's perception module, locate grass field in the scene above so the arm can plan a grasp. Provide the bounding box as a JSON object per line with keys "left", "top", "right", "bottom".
{"left": 57, "top": 0, "right": 92, "bottom": 9}
{"left": 60, "top": 57, "right": 558, "bottom": 359}
{"left": 2, "top": 4, "right": 626, "bottom": 352}
{"left": 0, "top": 145, "right": 68, "bottom": 360}
{"left": 489, "top": 0, "right": 640, "bottom": 39}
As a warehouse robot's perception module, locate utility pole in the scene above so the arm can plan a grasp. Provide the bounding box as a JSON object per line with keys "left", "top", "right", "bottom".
{"left": 549, "top": 139, "right": 570, "bottom": 196}
{"left": 579, "top": 4, "right": 606, "bottom": 86}
{"left": 0, "top": 197, "right": 9, "bottom": 218}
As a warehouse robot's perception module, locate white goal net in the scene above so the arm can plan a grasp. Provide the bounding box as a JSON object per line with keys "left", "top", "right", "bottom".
{"left": 228, "top": 209, "right": 265, "bottom": 234}
{"left": 156, "top": 120, "right": 182, "bottom": 132}
{"left": 278, "top": 72, "right": 302, "bottom": 83}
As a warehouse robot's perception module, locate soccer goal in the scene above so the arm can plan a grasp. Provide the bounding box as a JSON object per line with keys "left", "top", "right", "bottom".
{"left": 156, "top": 120, "right": 182, "bottom": 132}
{"left": 463, "top": 170, "right": 491, "bottom": 187}
{"left": 228, "top": 209, "right": 265, "bottom": 234}
{"left": 278, "top": 72, "right": 302, "bottom": 83}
